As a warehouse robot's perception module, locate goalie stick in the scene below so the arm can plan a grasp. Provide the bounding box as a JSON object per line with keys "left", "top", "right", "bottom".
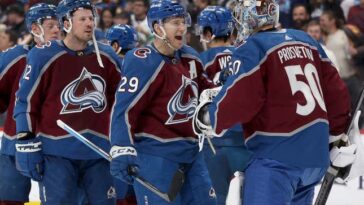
{"left": 56, "top": 120, "right": 185, "bottom": 202}
{"left": 314, "top": 86, "right": 364, "bottom": 205}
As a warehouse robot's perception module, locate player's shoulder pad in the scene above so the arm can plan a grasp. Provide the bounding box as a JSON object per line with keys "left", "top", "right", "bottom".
{"left": 180, "top": 45, "right": 203, "bottom": 64}
{"left": 0, "top": 45, "right": 29, "bottom": 71}
{"left": 122, "top": 46, "right": 164, "bottom": 74}
{"left": 0, "top": 44, "right": 28, "bottom": 59}
{"left": 286, "top": 29, "right": 327, "bottom": 57}
{"left": 95, "top": 41, "right": 122, "bottom": 71}
{"left": 27, "top": 40, "right": 65, "bottom": 69}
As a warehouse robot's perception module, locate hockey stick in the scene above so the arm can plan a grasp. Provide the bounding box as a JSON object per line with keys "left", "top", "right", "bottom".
{"left": 314, "top": 86, "right": 364, "bottom": 205}
{"left": 56, "top": 120, "right": 185, "bottom": 202}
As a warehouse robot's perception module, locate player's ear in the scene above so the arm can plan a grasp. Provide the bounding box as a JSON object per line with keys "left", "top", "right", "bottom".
{"left": 153, "top": 22, "right": 163, "bottom": 36}
{"left": 204, "top": 30, "right": 213, "bottom": 41}
{"left": 31, "top": 23, "right": 41, "bottom": 36}
{"left": 63, "top": 19, "right": 71, "bottom": 31}
{"left": 111, "top": 41, "right": 120, "bottom": 52}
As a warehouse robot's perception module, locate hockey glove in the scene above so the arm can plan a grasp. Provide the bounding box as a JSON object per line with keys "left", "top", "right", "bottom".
{"left": 110, "top": 145, "right": 138, "bottom": 184}
{"left": 329, "top": 133, "right": 357, "bottom": 168}
{"left": 335, "top": 111, "right": 364, "bottom": 183}
{"left": 192, "top": 87, "right": 222, "bottom": 137}
{"left": 15, "top": 132, "right": 44, "bottom": 181}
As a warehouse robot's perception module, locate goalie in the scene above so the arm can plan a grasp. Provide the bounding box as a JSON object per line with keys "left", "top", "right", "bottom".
{"left": 193, "top": 0, "right": 359, "bottom": 204}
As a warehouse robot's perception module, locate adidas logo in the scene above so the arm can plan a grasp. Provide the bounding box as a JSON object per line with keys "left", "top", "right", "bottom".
{"left": 285, "top": 34, "right": 292, "bottom": 41}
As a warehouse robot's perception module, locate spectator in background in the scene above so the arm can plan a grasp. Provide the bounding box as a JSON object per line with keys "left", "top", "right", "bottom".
{"left": 5, "top": 3, "right": 27, "bottom": 39}
{"left": 306, "top": 20, "right": 340, "bottom": 71}
{"left": 187, "top": 0, "right": 210, "bottom": 52}
{"left": 344, "top": 24, "right": 364, "bottom": 77}
{"left": 310, "top": 0, "right": 345, "bottom": 23}
{"left": 95, "top": 7, "right": 115, "bottom": 41}
{"left": 340, "top": 0, "right": 357, "bottom": 19}
{"left": 320, "top": 10, "right": 364, "bottom": 127}
{"left": 347, "top": 0, "right": 364, "bottom": 33}
{"left": 0, "top": 29, "right": 17, "bottom": 51}
{"left": 130, "top": 0, "right": 152, "bottom": 46}
{"left": 292, "top": 3, "right": 311, "bottom": 30}
{"left": 99, "top": 7, "right": 114, "bottom": 33}
{"left": 113, "top": 12, "right": 131, "bottom": 25}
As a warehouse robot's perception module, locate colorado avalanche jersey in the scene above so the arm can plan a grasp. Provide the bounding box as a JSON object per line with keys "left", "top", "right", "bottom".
{"left": 14, "top": 40, "right": 121, "bottom": 159}
{"left": 200, "top": 46, "right": 234, "bottom": 84}
{"left": 0, "top": 45, "right": 29, "bottom": 155}
{"left": 110, "top": 45, "right": 212, "bottom": 163}
{"left": 200, "top": 46, "right": 245, "bottom": 146}
{"left": 209, "top": 29, "right": 351, "bottom": 167}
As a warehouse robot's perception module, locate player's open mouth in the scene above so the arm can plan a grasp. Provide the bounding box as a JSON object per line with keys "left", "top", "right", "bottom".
{"left": 175, "top": 36, "right": 182, "bottom": 40}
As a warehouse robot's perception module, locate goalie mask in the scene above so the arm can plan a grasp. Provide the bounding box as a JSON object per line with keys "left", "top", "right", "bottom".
{"left": 233, "top": 0, "right": 279, "bottom": 43}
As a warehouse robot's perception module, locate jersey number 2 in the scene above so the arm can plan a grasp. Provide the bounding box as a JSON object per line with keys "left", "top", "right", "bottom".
{"left": 285, "top": 63, "right": 326, "bottom": 116}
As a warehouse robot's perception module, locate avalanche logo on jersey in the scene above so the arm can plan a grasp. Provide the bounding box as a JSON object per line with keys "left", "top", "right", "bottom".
{"left": 60, "top": 67, "right": 107, "bottom": 114}
{"left": 166, "top": 75, "right": 198, "bottom": 125}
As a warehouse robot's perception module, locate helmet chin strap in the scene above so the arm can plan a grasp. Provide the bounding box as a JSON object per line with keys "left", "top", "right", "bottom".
{"left": 92, "top": 16, "right": 104, "bottom": 68}
{"left": 31, "top": 24, "right": 45, "bottom": 44}
{"left": 154, "top": 24, "right": 178, "bottom": 51}
{"left": 63, "top": 16, "right": 72, "bottom": 33}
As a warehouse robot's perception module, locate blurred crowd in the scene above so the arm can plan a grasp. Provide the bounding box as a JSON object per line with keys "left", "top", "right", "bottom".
{"left": 1, "top": 0, "right": 364, "bottom": 125}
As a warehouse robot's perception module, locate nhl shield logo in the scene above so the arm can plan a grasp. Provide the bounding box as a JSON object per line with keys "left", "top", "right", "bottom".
{"left": 60, "top": 67, "right": 107, "bottom": 114}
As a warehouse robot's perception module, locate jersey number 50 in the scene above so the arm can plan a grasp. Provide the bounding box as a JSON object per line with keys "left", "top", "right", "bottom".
{"left": 285, "top": 63, "right": 327, "bottom": 116}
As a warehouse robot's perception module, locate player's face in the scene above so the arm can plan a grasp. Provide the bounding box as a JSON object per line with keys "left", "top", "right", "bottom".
{"left": 163, "top": 17, "right": 187, "bottom": 49}
{"left": 70, "top": 9, "right": 95, "bottom": 42}
{"left": 42, "top": 18, "right": 60, "bottom": 41}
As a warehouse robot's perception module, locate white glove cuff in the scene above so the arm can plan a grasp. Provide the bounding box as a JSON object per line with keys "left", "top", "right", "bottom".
{"left": 329, "top": 133, "right": 348, "bottom": 144}
{"left": 15, "top": 141, "right": 42, "bottom": 152}
{"left": 110, "top": 146, "right": 137, "bottom": 158}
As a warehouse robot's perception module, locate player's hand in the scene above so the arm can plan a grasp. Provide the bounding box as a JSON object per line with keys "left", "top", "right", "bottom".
{"left": 15, "top": 132, "right": 44, "bottom": 181}
{"left": 329, "top": 133, "right": 357, "bottom": 168}
{"left": 110, "top": 145, "right": 138, "bottom": 184}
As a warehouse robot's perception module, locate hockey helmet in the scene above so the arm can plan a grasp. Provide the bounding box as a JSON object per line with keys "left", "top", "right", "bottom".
{"left": 26, "top": 3, "right": 57, "bottom": 32}
{"left": 106, "top": 24, "right": 138, "bottom": 50}
{"left": 56, "top": 0, "right": 95, "bottom": 31}
{"left": 197, "top": 6, "right": 234, "bottom": 38}
{"left": 147, "top": 0, "right": 191, "bottom": 32}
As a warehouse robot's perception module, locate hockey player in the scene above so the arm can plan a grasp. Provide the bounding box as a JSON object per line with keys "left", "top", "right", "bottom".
{"left": 13, "top": 0, "right": 122, "bottom": 204}
{"left": 193, "top": 0, "right": 357, "bottom": 204}
{"left": 106, "top": 24, "right": 138, "bottom": 59}
{"left": 196, "top": 6, "right": 252, "bottom": 204}
{"left": 106, "top": 24, "right": 139, "bottom": 205}
{"left": 109, "top": 1, "right": 217, "bottom": 204}
{"left": 0, "top": 3, "right": 60, "bottom": 205}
